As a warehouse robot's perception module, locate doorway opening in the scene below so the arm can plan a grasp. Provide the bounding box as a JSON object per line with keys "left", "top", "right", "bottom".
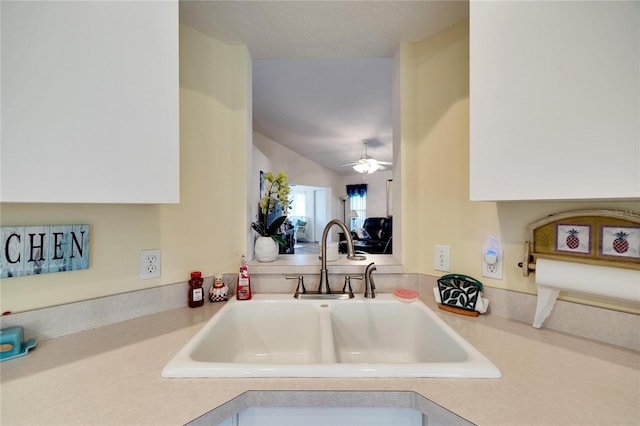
{"left": 288, "top": 184, "right": 330, "bottom": 254}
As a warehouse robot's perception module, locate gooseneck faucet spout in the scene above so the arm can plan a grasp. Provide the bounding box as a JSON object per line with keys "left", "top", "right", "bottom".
{"left": 318, "top": 219, "right": 366, "bottom": 294}
{"left": 364, "top": 262, "right": 377, "bottom": 298}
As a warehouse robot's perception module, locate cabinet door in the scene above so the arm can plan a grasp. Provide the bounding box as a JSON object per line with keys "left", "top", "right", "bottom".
{"left": 1, "top": 1, "right": 179, "bottom": 203}
{"left": 237, "top": 407, "right": 423, "bottom": 425}
{"left": 470, "top": 1, "right": 639, "bottom": 201}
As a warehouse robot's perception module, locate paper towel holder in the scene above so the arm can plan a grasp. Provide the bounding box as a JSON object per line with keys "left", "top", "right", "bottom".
{"left": 519, "top": 209, "right": 640, "bottom": 278}
{"left": 518, "top": 241, "right": 534, "bottom": 277}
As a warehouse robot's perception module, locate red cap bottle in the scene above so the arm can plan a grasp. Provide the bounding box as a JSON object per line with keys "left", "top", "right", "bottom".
{"left": 236, "top": 256, "right": 252, "bottom": 300}
{"left": 188, "top": 271, "right": 204, "bottom": 307}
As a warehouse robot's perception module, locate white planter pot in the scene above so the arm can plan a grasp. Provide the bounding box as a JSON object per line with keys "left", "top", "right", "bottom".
{"left": 254, "top": 236, "right": 278, "bottom": 262}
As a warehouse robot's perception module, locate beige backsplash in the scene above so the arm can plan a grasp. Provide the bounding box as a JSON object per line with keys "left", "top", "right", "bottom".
{"left": 1, "top": 273, "right": 637, "bottom": 351}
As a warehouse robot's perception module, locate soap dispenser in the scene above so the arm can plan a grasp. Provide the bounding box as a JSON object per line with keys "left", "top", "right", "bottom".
{"left": 236, "top": 256, "right": 252, "bottom": 300}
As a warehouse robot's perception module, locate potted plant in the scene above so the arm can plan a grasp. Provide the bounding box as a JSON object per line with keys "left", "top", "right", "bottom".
{"left": 251, "top": 171, "right": 291, "bottom": 262}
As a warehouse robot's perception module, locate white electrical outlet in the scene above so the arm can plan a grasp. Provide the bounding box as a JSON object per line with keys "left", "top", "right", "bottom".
{"left": 482, "top": 236, "right": 503, "bottom": 279}
{"left": 434, "top": 245, "right": 451, "bottom": 272}
{"left": 482, "top": 250, "right": 503, "bottom": 279}
{"left": 139, "top": 249, "right": 161, "bottom": 279}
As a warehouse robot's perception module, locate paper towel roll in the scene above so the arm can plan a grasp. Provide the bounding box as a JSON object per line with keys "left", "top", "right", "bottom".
{"left": 533, "top": 259, "right": 640, "bottom": 328}
{"left": 536, "top": 258, "right": 640, "bottom": 302}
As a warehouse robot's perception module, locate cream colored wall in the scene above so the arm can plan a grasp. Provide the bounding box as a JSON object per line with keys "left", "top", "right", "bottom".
{"left": 401, "top": 19, "right": 639, "bottom": 314}
{"left": 0, "top": 204, "right": 162, "bottom": 312}
{"left": 0, "top": 25, "right": 249, "bottom": 313}
{"left": 162, "top": 25, "right": 249, "bottom": 284}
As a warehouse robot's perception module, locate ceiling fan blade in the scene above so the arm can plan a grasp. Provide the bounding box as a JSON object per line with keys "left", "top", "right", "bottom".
{"left": 363, "top": 159, "right": 393, "bottom": 167}
{"left": 343, "top": 141, "right": 394, "bottom": 170}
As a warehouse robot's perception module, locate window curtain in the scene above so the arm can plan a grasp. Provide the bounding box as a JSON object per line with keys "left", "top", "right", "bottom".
{"left": 346, "top": 184, "right": 367, "bottom": 230}
{"left": 346, "top": 184, "right": 367, "bottom": 198}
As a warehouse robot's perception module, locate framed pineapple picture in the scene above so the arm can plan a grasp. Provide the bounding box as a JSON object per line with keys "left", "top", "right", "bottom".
{"left": 600, "top": 226, "right": 640, "bottom": 260}
{"left": 556, "top": 223, "right": 591, "bottom": 254}
{"left": 522, "top": 209, "right": 640, "bottom": 277}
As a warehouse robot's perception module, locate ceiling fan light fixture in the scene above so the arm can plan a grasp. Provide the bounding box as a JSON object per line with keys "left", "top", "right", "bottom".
{"left": 345, "top": 139, "right": 392, "bottom": 174}
{"left": 353, "top": 161, "right": 382, "bottom": 174}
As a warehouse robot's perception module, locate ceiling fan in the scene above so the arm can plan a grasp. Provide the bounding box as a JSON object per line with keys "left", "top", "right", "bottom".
{"left": 343, "top": 140, "right": 393, "bottom": 174}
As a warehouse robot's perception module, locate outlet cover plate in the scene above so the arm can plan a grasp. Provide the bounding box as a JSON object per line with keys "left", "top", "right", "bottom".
{"left": 139, "top": 249, "right": 160, "bottom": 279}
{"left": 434, "top": 245, "right": 451, "bottom": 272}
{"left": 482, "top": 249, "right": 503, "bottom": 279}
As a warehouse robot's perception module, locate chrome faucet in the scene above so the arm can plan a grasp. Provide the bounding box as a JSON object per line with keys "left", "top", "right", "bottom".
{"left": 342, "top": 275, "right": 363, "bottom": 299}
{"left": 286, "top": 274, "right": 306, "bottom": 298}
{"left": 317, "top": 219, "right": 366, "bottom": 294}
{"left": 364, "top": 262, "right": 377, "bottom": 298}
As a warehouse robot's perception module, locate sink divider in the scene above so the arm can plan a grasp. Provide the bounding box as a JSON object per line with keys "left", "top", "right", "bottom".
{"left": 318, "top": 305, "right": 336, "bottom": 363}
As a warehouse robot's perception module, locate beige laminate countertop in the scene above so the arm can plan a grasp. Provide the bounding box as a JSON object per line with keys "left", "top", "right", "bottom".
{"left": 1, "top": 294, "right": 638, "bottom": 425}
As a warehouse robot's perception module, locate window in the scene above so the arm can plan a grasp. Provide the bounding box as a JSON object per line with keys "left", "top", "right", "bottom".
{"left": 346, "top": 184, "right": 367, "bottom": 231}
{"left": 291, "top": 192, "right": 306, "bottom": 217}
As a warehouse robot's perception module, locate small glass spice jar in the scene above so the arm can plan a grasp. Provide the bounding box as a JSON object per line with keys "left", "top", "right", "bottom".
{"left": 209, "top": 275, "right": 229, "bottom": 302}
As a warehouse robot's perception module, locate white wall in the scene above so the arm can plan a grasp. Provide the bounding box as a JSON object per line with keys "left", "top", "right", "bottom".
{"left": 343, "top": 171, "right": 393, "bottom": 218}
{"left": 289, "top": 185, "right": 327, "bottom": 242}
{"left": 249, "top": 145, "right": 272, "bottom": 257}
{"left": 252, "top": 130, "right": 343, "bottom": 228}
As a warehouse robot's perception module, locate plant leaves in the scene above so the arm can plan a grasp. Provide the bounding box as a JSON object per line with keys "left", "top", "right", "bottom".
{"left": 251, "top": 222, "right": 267, "bottom": 237}
{"left": 267, "top": 215, "right": 287, "bottom": 235}
{"left": 271, "top": 234, "right": 286, "bottom": 247}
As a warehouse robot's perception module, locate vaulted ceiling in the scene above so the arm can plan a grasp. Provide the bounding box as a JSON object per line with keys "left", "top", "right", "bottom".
{"left": 180, "top": 1, "right": 469, "bottom": 175}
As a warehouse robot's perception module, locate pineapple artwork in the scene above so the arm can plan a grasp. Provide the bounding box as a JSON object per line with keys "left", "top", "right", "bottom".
{"left": 556, "top": 224, "right": 590, "bottom": 254}
{"left": 602, "top": 226, "right": 640, "bottom": 259}
{"left": 613, "top": 231, "right": 629, "bottom": 254}
{"left": 566, "top": 229, "right": 580, "bottom": 249}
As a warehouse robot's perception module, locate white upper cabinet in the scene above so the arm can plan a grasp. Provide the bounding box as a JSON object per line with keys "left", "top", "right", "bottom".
{"left": 470, "top": 1, "right": 639, "bottom": 201}
{"left": 1, "top": 1, "right": 179, "bottom": 203}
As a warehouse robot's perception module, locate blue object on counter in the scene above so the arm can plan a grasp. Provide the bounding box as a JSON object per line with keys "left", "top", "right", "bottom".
{"left": 0, "top": 326, "right": 37, "bottom": 361}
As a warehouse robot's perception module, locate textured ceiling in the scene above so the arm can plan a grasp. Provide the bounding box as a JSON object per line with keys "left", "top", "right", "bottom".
{"left": 180, "top": 1, "right": 469, "bottom": 59}
{"left": 180, "top": 1, "right": 469, "bottom": 176}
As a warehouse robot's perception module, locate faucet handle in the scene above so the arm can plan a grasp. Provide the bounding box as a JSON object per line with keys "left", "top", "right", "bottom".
{"left": 343, "top": 275, "right": 363, "bottom": 298}
{"left": 286, "top": 275, "right": 306, "bottom": 298}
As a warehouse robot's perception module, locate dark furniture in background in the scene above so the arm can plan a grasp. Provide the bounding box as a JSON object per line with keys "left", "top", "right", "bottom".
{"left": 279, "top": 228, "right": 295, "bottom": 254}
{"left": 340, "top": 217, "right": 392, "bottom": 254}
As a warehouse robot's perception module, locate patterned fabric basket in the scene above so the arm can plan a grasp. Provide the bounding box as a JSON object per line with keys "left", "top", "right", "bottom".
{"left": 437, "top": 274, "right": 484, "bottom": 311}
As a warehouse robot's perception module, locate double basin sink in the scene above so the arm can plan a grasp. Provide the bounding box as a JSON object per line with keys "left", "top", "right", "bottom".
{"left": 162, "top": 294, "right": 501, "bottom": 378}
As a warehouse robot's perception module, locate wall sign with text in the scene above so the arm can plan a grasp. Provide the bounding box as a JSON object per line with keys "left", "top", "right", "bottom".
{"left": 1, "top": 224, "right": 89, "bottom": 278}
